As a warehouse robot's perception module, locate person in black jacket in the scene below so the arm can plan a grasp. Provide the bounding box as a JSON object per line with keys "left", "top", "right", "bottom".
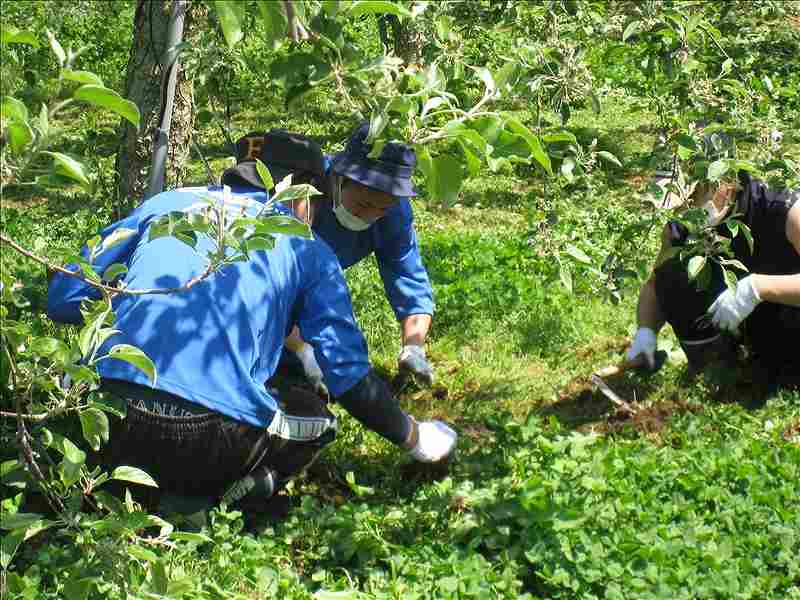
{"left": 627, "top": 172, "right": 800, "bottom": 389}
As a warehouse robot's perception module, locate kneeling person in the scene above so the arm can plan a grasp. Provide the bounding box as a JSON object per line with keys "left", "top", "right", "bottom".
{"left": 222, "top": 123, "right": 436, "bottom": 389}
{"left": 47, "top": 183, "right": 457, "bottom": 508}
{"left": 628, "top": 172, "right": 800, "bottom": 388}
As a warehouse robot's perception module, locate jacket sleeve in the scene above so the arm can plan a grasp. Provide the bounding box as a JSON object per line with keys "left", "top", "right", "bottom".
{"left": 295, "top": 243, "right": 372, "bottom": 397}
{"left": 47, "top": 211, "right": 146, "bottom": 324}
{"left": 374, "top": 201, "right": 435, "bottom": 321}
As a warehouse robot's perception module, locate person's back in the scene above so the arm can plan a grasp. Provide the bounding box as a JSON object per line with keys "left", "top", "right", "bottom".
{"left": 48, "top": 185, "right": 369, "bottom": 426}
{"left": 47, "top": 184, "right": 457, "bottom": 508}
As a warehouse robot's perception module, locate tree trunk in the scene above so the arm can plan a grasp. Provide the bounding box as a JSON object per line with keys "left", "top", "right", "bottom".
{"left": 379, "top": 15, "right": 424, "bottom": 66}
{"left": 394, "top": 18, "right": 424, "bottom": 66}
{"left": 114, "top": 0, "right": 199, "bottom": 217}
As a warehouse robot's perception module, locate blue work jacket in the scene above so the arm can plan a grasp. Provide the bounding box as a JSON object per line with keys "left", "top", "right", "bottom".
{"left": 312, "top": 160, "right": 435, "bottom": 321}
{"left": 47, "top": 186, "right": 370, "bottom": 428}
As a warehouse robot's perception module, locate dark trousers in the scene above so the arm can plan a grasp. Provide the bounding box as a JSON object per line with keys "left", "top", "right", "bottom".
{"left": 98, "top": 379, "right": 336, "bottom": 501}
{"left": 654, "top": 258, "right": 800, "bottom": 387}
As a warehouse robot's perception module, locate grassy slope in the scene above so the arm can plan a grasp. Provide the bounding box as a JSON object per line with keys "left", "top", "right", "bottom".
{"left": 4, "top": 79, "right": 800, "bottom": 600}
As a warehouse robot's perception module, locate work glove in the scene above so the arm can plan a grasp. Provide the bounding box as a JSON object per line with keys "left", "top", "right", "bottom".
{"left": 409, "top": 420, "right": 457, "bottom": 463}
{"left": 294, "top": 343, "right": 328, "bottom": 398}
{"left": 708, "top": 276, "right": 761, "bottom": 334}
{"left": 398, "top": 344, "right": 435, "bottom": 386}
{"left": 626, "top": 327, "right": 657, "bottom": 369}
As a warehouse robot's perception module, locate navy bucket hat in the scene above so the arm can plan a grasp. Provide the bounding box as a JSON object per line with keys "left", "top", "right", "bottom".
{"left": 331, "top": 121, "right": 417, "bottom": 198}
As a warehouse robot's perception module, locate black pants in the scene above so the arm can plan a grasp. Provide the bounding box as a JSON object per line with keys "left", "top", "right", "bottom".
{"left": 98, "top": 379, "right": 336, "bottom": 501}
{"left": 655, "top": 258, "right": 800, "bottom": 387}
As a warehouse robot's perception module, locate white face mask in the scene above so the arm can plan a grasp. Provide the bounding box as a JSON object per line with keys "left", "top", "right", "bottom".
{"left": 333, "top": 177, "right": 372, "bottom": 231}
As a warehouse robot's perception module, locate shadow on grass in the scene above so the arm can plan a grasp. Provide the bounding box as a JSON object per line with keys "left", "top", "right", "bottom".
{"left": 296, "top": 373, "right": 525, "bottom": 506}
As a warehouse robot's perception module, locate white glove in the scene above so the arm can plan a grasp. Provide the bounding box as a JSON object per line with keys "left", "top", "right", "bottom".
{"left": 708, "top": 276, "right": 761, "bottom": 334}
{"left": 409, "top": 420, "right": 457, "bottom": 463}
{"left": 295, "top": 343, "right": 328, "bottom": 398}
{"left": 398, "top": 344, "right": 435, "bottom": 386}
{"left": 626, "top": 327, "right": 657, "bottom": 369}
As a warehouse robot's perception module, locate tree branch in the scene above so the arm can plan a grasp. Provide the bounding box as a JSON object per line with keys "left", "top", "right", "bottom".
{"left": 413, "top": 89, "right": 498, "bottom": 145}
{"left": 1, "top": 232, "right": 217, "bottom": 297}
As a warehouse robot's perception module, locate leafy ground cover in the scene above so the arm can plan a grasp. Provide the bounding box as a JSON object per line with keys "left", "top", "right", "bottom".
{"left": 3, "top": 86, "right": 800, "bottom": 599}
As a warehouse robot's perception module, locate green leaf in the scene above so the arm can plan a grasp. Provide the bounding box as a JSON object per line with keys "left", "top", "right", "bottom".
{"left": 564, "top": 245, "right": 592, "bottom": 265}
{"left": 258, "top": 0, "right": 289, "bottom": 49}
{"left": 43, "top": 152, "right": 91, "bottom": 189}
{"left": 102, "top": 263, "right": 128, "bottom": 282}
{"left": 214, "top": 0, "right": 245, "bottom": 48}
{"left": 430, "top": 154, "right": 463, "bottom": 206}
{"left": 128, "top": 545, "right": 159, "bottom": 563}
{"left": 47, "top": 432, "right": 86, "bottom": 464}
{"left": 0, "top": 513, "right": 47, "bottom": 531}
{"left": 561, "top": 157, "right": 576, "bottom": 181}
{"left": 622, "top": 20, "right": 640, "bottom": 42}
{"left": 707, "top": 159, "right": 729, "bottom": 181}
{"left": 559, "top": 261, "right": 573, "bottom": 293}
{"left": 255, "top": 215, "right": 312, "bottom": 239}
{"left": 73, "top": 85, "right": 140, "bottom": 126}
{"left": 0, "top": 24, "right": 39, "bottom": 47}
{"left": 723, "top": 267, "right": 738, "bottom": 292}
{"left": 61, "top": 70, "right": 104, "bottom": 87}
{"left": 543, "top": 132, "right": 578, "bottom": 144}
{"left": 56, "top": 435, "right": 87, "bottom": 487}
{"left": 597, "top": 151, "right": 622, "bottom": 168}
{"left": 255, "top": 159, "right": 274, "bottom": 190}
{"left": 103, "top": 344, "right": 157, "bottom": 385}
{"left": 80, "top": 408, "right": 110, "bottom": 452}
{"left": 1, "top": 96, "right": 29, "bottom": 123}
{"left": 720, "top": 258, "right": 748, "bottom": 272}
{"left": 687, "top": 255, "right": 707, "bottom": 280}
{"left": 170, "top": 531, "right": 213, "bottom": 544}
{"left": 472, "top": 66, "right": 496, "bottom": 95}
{"left": 0, "top": 529, "right": 24, "bottom": 569}
{"left": 505, "top": 119, "right": 552, "bottom": 176}
{"left": 29, "top": 337, "right": 68, "bottom": 357}
{"left": 739, "top": 222, "right": 754, "bottom": 254}
{"left": 529, "top": 136, "right": 552, "bottom": 176}
{"left": 416, "top": 146, "right": 434, "bottom": 184}
{"left": 347, "top": 1, "right": 412, "bottom": 19}
{"left": 721, "top": 58, "right": 734, "bottom": 74}
{"left": 457, "top": 141, "right": 481, "bottom": 177}
{"left": 246, "top": 236, "right": 276, "bottom": 252}
{"left": 7, "top": 122, "right": 34, "bottom": 154}
{"left": 271, "top": 184, "right": 322, "bottom": 204}
{"left": 494, "top": 62, "right": 519, "bottom": 94}
{"left": 112, "top": 466, "right": 158, "bottom": 488}
{"left": 64, "top": 363, "right": 100, "bottom": 385}
{"left": 421, "top": 97, "right": 446, "bottom": 119}
{"left": 677, "top": 144, "right": 695, "bottom": 160}
{"left": 45, "top": 30, "right": 66, "bottom": 66}
{"left": 38, "top": 102, "right": 49, "bottom": 136}
{"left": 66, "top": 255, "right": 101, "bottom": 283}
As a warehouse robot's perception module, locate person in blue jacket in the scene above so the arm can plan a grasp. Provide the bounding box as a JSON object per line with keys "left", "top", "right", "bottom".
{"left": 47, "top": 183, "right": 456, "bottom": 509}
{"left": 222, "top": 122, "right": 436, "bottom": 392}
